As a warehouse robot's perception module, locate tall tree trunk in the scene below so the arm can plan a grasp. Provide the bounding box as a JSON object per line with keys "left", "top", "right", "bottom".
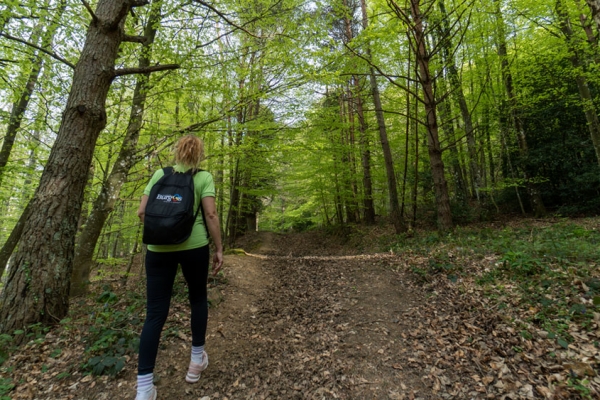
{"left": 0, "top": 0, "right": 176, "bottom": 336}
{"left": 438, "top": 0, "right": 481, "bottom": 200}
{"left": 438, "top": 81, "right": 469, "bottom": 203}
{"left": 70, "top": 0, "right": 164, "bottom": 297}
{"left": 0, "top": 1, "right": 66, "bottom": 187}
{"left": 337, "top": 91, "right": 358, "bottom": 224}
{"left": 494, "top": 0, "right": 546, "bottom": 216}
{"left": 557, "top": 0, "right": 600, "bottom": 167}
{"left": 343, "top": 0, "right": 375, "bottom": 224}
{"left": 360, "top": 0, "right": 405, "bottom": 232}
{"left": 409, "top": 0, "right": 453, "bottom": 230}
{"left": 355, "top": 81, "right": 376, "bottom": 224}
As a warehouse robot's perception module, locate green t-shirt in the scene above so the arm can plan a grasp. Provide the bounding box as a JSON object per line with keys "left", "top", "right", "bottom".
{"left": 143, "top": 165, "right": 215, "bottom": 252}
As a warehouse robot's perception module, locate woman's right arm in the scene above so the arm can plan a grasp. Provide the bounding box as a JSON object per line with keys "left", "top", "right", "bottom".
{"left": 137, "top": 195, "right": 149, "bottom": 223}
{"left": 201, "top": 196, "right": 223, "bottom": 275}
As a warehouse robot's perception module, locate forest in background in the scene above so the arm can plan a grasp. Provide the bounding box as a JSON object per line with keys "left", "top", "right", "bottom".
{"left": 0, "top": 0, "right": 600, "bottom": 334}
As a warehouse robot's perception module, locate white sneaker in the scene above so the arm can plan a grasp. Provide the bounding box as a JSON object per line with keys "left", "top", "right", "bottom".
{"left": 135, "top": 385, "right": 157, "bottom": 400}
{"left": 185, "top": 351, "right": 208, "bottom": 383}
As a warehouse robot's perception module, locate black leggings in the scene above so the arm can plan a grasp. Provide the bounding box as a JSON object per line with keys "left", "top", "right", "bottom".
{"left": 138, "top": 246, "right": 209, "bottom": 375}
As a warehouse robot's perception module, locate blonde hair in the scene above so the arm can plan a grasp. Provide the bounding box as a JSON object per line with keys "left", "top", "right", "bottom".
{"left": 174, "top": 135, "right": 204, "bottom": 170}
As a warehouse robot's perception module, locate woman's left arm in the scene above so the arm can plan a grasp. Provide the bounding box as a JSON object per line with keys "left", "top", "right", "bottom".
{"left": 202, "top": 196, "right": 223, "bottom": 275}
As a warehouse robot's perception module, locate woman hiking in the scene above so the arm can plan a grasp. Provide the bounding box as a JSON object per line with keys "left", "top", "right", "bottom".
{"left": 135, "top": 134, "right": 223, "bottom": 400}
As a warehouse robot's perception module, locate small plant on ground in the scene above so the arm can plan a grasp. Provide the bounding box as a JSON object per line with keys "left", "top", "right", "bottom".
{"left": 0, "top": 376, "right": 14, "bottom": 400}
{"left": 82, "top": 286, "right": 143, "bottom": 376}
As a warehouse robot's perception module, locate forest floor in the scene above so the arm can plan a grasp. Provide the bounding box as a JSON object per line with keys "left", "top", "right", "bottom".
{"left": 2, "top": 219, "right": 600, "bottom": 399}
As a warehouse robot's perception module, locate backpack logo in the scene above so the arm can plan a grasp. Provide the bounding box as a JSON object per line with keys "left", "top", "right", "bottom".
{"left": 156, "top": 193, "right": 183, "bottom": 203}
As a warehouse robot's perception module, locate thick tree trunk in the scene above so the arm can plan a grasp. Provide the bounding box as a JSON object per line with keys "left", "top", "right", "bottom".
{"left": 70, "top": 0, "right": 163, "bottom": 297}
{"left": 409, "top": 0, "right": 453, "bottom": 231}
{"left": 0, "top": 2, "right": 65, "bottom": 187}
{"left": 0, "top": 0, "right": 137, "bottom": 335}
{"left": 360, "top": 0, "right": 404, "bottom": 231}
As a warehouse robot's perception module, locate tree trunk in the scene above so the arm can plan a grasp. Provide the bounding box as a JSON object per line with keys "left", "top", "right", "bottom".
{"left": 0, "top": 0, "right": 141, "bottom": 336}
{"left": 0, "top": 1, "right": 65, "bottom": 187}
{"left": 360, "top": 0, "right": 404, "bottom": 232}
{"left": 438, "top": 0, "right": 481, "bottom": 200}
{"left": 343, "top": 0, "right": 375, "bottom": 225}
{"left": 409, "top": 0, "right": 453, "bottom": 231}
{"left": 355, "top": 82, "right": 376, "bottom": 224}
{"left": 438, "top": 81, "right": 469, "bottom": 203}
{"left": 70, "top": 0, "right": 164, "bottom": 297}
{"left": 494, "top": 0, "right": 546, "bottom": 216}
{"left": 557, "top": 0, "right": 600, "bottom": 167}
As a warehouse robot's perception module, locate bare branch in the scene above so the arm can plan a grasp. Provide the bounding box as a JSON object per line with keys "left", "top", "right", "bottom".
{"left": 192, "top": 0, "right": 261, "bottom": 38}
{"left": 132, "top": 0, "right": 150, "bottom": 7}
{"left": 0, "top": 33, "right": 75, "bottom": 69}
{"left": 80, "top": 0, "right": 99, "bottom": 24}
{"left": 343, "top": 43, "right": 423, "bottom": 103}
{"left": 114, "top": 63, "right": 180, "bottom": 77}
{"left": 176, "top": 117, "right": 222, "bottom": 134}
{"left": 123, "top": 34, "right": 146, "bottom": 44}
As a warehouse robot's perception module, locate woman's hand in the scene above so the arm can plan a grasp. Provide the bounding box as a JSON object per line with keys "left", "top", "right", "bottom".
{"left": 212, "top": 249, "right": 223, "bottom": 276}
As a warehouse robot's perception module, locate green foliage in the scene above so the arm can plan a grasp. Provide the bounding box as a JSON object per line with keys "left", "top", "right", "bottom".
{"left": 499, "top": 251, "right": 545, "bottom": 278}
{"left": 0, "top": 376, "right": 14, "bottom": 399}
{"left": 82, "top": 287, "right": 142, "bottom": 377}
{"left": 0, "top": 334, "right": 13, "bottom": 366}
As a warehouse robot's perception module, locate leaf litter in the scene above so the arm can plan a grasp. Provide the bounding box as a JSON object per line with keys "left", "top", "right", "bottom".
{"left": 1, "top": 222, "right": 600, "bottom": 399}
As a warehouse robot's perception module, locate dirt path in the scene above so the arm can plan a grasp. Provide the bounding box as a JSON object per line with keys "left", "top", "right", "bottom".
{"left": 7, "top": 231, "right": 567, "bottom": 399}
{"left": 73, "top": 232, "right": 430, "bottom": 399}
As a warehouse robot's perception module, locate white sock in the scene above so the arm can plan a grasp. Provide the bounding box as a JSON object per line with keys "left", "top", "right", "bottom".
{"left": 137, "top": 373, "right": 153, "bottom": 394}
{"left": 191, "top": 345, "right": 204, "bottom": 364}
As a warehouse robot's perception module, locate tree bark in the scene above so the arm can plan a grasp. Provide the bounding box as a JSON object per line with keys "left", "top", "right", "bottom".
{"left": 0, "top": 0, "right": 139, "bottom": 336}
{"left": 70, "top": 0, "right": 164, "bottom": 297}
{"left": 409, "top": 0, "right": 453, "bottom": 231}
{"left": 360, "top": 0, "right": 404, "bottom": 232}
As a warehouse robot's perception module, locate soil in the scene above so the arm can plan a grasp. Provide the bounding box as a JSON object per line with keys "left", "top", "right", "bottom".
{"left": 3, "top": 228, "right": 598, "bottom": 399}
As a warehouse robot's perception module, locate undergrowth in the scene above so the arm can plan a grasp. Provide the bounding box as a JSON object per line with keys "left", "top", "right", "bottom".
{"left": 391, "top": 219, "right": 600, "bottom": 396}
{"left": 81, "top": 284, "right": 144, "bottom": 376}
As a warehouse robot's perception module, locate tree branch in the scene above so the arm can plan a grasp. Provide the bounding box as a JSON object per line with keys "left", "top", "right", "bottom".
{"left": 107, "top": 2, "right": 134, "bottom": 29}
{"left": 176, "top": 117, "right": 222, "bottom": 134}
{"left": 131, "top": 0, "right": 150, "bottom": 7}
{"left": 123, "top": 34, "right": 147, "bottom": 44}
{"left": 114, "top": 64, "right": 180, "bottom": 77}
{"left": 192, "top": 0, "right": 261, "bottom": 38}
{"left": 80, "top": 0, "right": 99, "bottom": 24}
{"left": 343, "top": 43, "right": 422, "bottom": 102}
{"left": 0, "top": 33, "right": 75, "bottom": 69}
